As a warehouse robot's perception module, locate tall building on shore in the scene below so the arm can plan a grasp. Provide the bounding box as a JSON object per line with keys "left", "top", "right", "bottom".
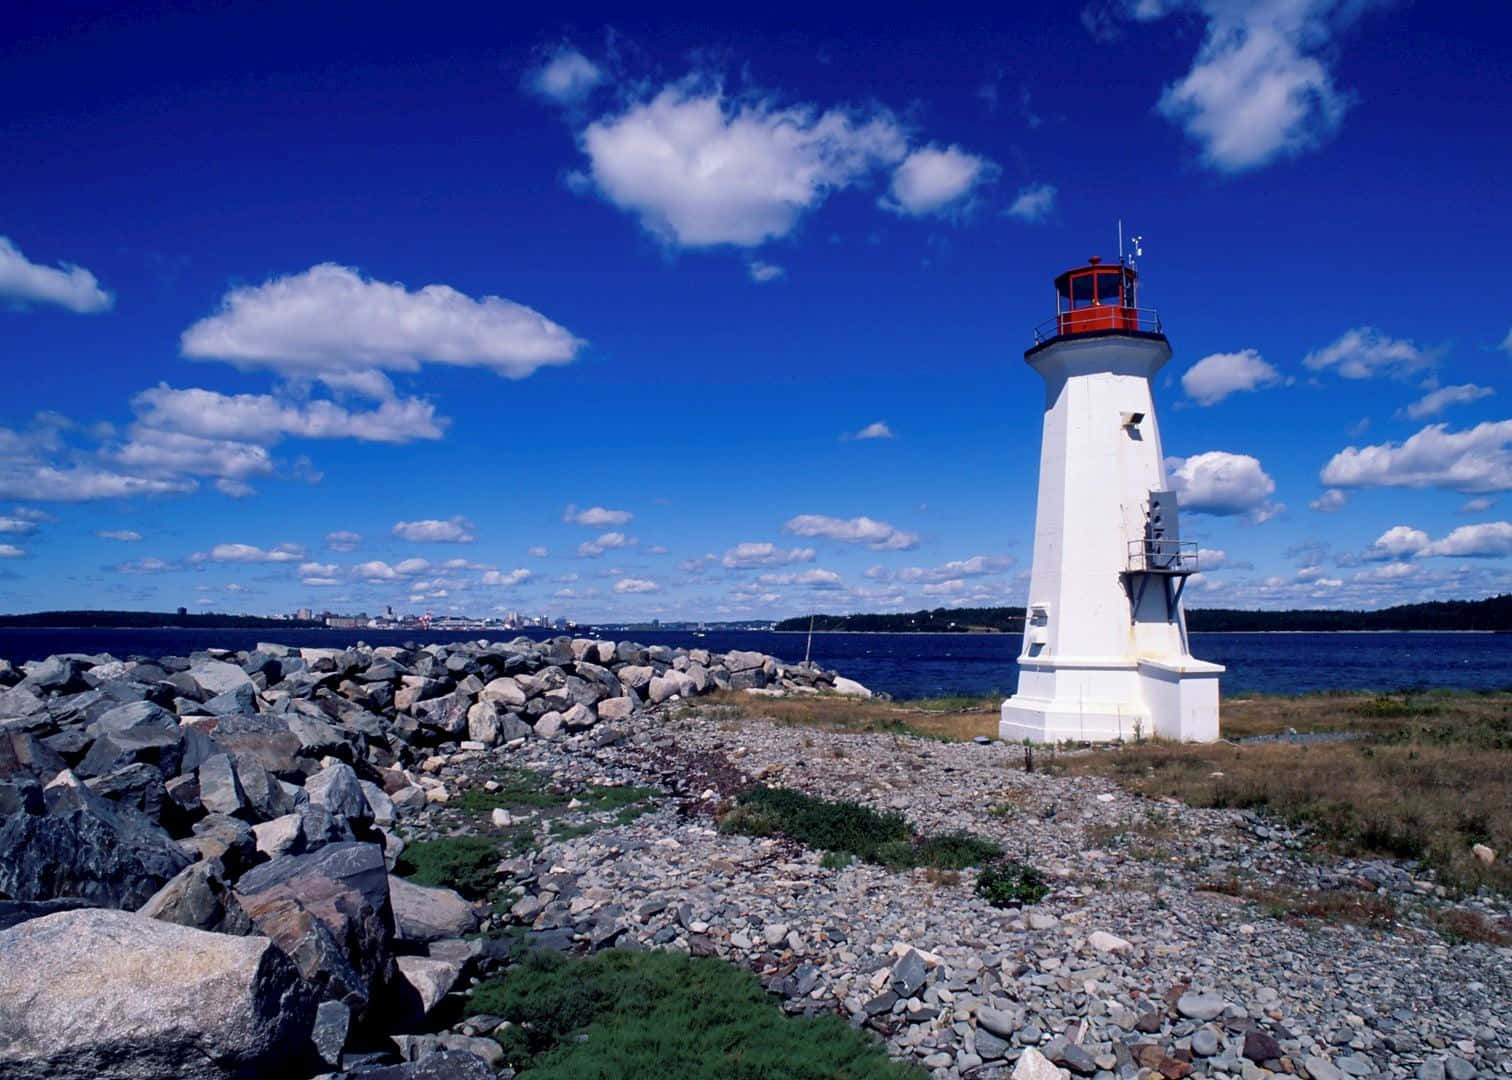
{"left": 1000, "top": 255, "right": 1222, "bottom": 744}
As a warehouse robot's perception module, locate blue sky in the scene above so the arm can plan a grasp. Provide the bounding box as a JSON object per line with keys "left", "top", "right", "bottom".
{"left": 3, "top": 0, "right": 1510, "bottom": 622}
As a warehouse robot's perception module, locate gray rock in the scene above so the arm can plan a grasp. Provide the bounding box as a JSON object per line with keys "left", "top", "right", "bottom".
{"left": 1338, "top": 1054, "right": 1376, "bottom": 1076}
{"left": 252, "top": 812, "right": 305, "bottom": 858}
{"left": 137, "top": 857, "right": 250, "bottom": 934}
{"left": 1176, "top": 991, "right": 1228, "bottom": 1021}
{"left": 1192, "top": 1027, "right": 1221, "bottom": 1057}
{"left": 311, "top": 999, "right": 350, "bottom": 1067}
{"left": 305, "top": 761, "right": 372, "bottom": 828}
{"left": 0, "top": 897, "right": 99, "bottom": 932}
{"left": 1305, "top": 1055, "right": 1345, "bottom": 1080}
{"left": 203, "top": 683, "right": 256, "bottom": 716}
{"left": 465, "top": 700, "right": 500, "bottom": 746}
{"left": 394, "top": 954, "right": 464, "bottom": 1021}
{"left": 188, "top": 660, "right": 254, "bottom": 697}
{"left": 1060, "top": 1043, "right": 1099, "bottom": 1076}
{"left": 0, "top": 907, "right": 315, "bottom": 1080}
{"left": 197, "top": 752, "right": 247, "bottom": 816}
{"left": 535, "top": 711, "right": 564, "bottom": 738}
{"left": 77, "top": 726, "right": 183, "bottom": 780}
{"left": 1012, "top": 1047, "right": 1063, "bottom": 1080}
{"left": 978, "top": 1006, "right": 1022, "bottom": 1039}
{"left": 597, "top": 696, "right": 635, "bottom": 723}
{"left": 891, "top": 948, "right": 928, "bottom": 997}
{"left": 1444, "top": 1059, "right": 1476, "bottom": 1080}
{"left": 562, "top": 702, "right": 597, "bottom": 731}
{"left": 388, "top": 874, "right": 478, "bottom": 944}
{"left": 975, "top": 1029, "right": 1011, "bottom": 1060}
{"left": 1416, "top": 1061, "right": 1447, "bottom": 1080}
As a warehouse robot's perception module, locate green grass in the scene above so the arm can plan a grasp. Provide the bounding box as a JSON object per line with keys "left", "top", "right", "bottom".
{"left": 974, "top": 859, "right": 1050, "bottom": 907}
{"left": 394, "top": 834, "right": 502, "bottom": 898}
{"left": 471, "top": 948, "right": 919, "bottom": 1078}
{"left": 719, "top": 786, "right": 1001, "bottom": 870}
{"left": 451, "top": 767, "right": 567, "bottom": 813}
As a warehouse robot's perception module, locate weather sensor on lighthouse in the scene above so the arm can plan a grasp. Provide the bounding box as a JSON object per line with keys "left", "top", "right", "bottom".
{"left": 1000, "top": 253, "right": 1223, "bottom": 743}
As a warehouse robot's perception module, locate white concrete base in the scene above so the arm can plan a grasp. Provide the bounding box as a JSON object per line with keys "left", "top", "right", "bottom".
{"left": 1000, "top": 653, "right": 1224, "bottom": 743}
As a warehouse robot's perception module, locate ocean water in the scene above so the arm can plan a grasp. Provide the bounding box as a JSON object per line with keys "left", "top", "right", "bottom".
{"left": 1, "top": 626, "right": 1508, "bottom": 700}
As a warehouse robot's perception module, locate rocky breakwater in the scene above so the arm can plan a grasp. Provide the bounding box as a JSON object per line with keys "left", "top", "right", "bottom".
{"left": 0, "top": 637, "right": 857, "bottom": 1077}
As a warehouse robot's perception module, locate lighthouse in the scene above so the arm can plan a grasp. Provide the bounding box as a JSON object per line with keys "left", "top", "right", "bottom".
{"left": 1000, "top": 256, "right": 1222, "bottom": 743}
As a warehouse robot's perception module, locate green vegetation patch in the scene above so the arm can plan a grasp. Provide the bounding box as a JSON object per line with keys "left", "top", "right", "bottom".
{"left": 395, "top": 834, "right": 501, "bottom": 898}
{"left": 472, "top": 948, "right": 918, "bottom": 1078}
{"left": 452, "top": 767, "right": 567, "bottom": 812}
{"left": 975, "top": 859, "right": 1050, "bottom": 907}
{"left": 720, "top": 786, "right": 1001, "bottom": 870}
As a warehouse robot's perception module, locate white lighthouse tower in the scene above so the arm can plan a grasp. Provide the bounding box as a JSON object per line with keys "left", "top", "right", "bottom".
{"left": 1000, "top": 256, "right": 1222, "bottom": 743}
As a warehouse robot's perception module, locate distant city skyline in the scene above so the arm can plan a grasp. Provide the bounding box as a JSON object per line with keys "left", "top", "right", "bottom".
{"left": 3, "top": 2, "right": 1510, "bottom": 621}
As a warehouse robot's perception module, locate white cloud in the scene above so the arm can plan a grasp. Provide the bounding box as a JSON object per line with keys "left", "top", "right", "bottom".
{"left": 1004, "top": 183, "right": 1057, "bottom": 223}
{"left": 614, "top": 577, "right": 660, "bottom": 594}
{"left": 1501, "top": 329, "right": 1512, "bottom": 356}
{"left": 393, "top": 516, "right": 476, "bottom": 543}
{"left": 115, "top": 556, "right": 173, "bottom": 573}
{"left": 1417, "top": 522, "right": 1512, "bottom": 559}
{"left": 0, "top": 462, "right": 196, "bottom": 502}
{"left": 894, "top": 555, "right": 1012, "bottom": 583}
{"left": 645, "top": 544, "right": 669, "bottom": 556}
{"left": 1303, "top": 327, "right": 1436, "bottom": 380}
{"left": 482, "top": 568, "right": 532, "bottom": 586}
{"left": 580, "top": 83, "right": 908, "bottom": 247}
{"left": 563, "top": 504, "right": 632, "bottom": 527}
{"left": 0, "top": 236, "right": 113, "bottom": 313}
{"left": 112, "top": 429, "right": 272, "bottom": 481}
{"left": 527, "top": 545, "right": 549, "bottom": 557}
{"left": 1353, "top": 561, "right": 1419, "bottom": 582}
{"left": 326, "top": 530, "right": 361, "bottom": 551}
{"left": 1140, "top": 0, "right": 1362, "bottom": 172}
{"left": 721, "top": 541, "right": 816, "bottom": 568}
{"left": 208, "top": 542, "right": 304, "bottom": 563}
{"left": 353, "top": 560, "right": 402, "bottom": 580}
{"left": 1181, "top": 348, "right": 1283, "bottom": 405}
{"left": 96, "top": 529, "right": 142, "bottom": 541}
{"left": 1309, "top": 488, "right": 1348, "bottom": 512}
{"left": 1461, "top": 497, "right": 1495, "bottom": 514}
{"left": 528, "top": 47, "right": 604, "bottom": 105}
{"left": 882, "top": 145, "right": 996, "bottom": 216}
{"left": 577, "top": 531, "right": 632, "bottom": 557}
{"left": 756, "top": 568, "right": 843, "bottom": 588}
{"left": 922, "top": 578, "right": 966, "bottom": 596}
{"left": 1320, "top": 420, "right": 1512, "bottom": 494}
{"left": 1364, "top": 525, "right": 1430, "bottom": 561}
{"left": 394, "top": 557, "right": 430, "bottom": 576}
{"left": 0, "top": 516, "right": 39, "bottom": 535}
{"left": 1166, "top": 451, "right": 1278, "bottom": 519}
{"left": 0, "top": 543, "right": 23, "bottom": 557}
{"left": 180, "top": 263, "right": 583, "bottom": 385}
{"left": 132, "top": 384, "right": 446, "bottom": 444}
{"left": 299, "top": 561, "right": 341, "bottom": 577}
{"left": 848, "top": 421, "right": 894, "bottom": 440}
{"left": 1402, "top": 384, "right": 1495, "bottom": 421}
{"left": 783, "top": 513, "right": 919, "bottom": 550}
{"left": 747, "top": 260, "right": 785, "bottom": 283}
{"left": 215, "top": 478, "right": 256, "bottom": 498}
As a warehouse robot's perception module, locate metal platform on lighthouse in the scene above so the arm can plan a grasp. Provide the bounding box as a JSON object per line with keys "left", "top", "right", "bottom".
{"left": 1000, "top": 255, "right": 1223, "bottom": 744}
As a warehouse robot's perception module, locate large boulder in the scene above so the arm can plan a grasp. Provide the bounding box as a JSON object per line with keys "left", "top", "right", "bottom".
{"left": 388, "top": 875, "right": 478, "bottom": 945}
{"left": 0, "top": 907, "right": 316, "bottom": 1080}
{"left": 234, "top": 842, "right": 395, "bottom": 1021}
{"left": 0, "top": 771, "right": 190, "bottom": 909}
{"left": 187, "top": 660, "right": 255, "bottom": 698}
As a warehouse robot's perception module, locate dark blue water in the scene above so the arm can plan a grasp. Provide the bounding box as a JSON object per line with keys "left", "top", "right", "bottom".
{"left": 2, "top": 627, "right": 1508, "bottom": 699}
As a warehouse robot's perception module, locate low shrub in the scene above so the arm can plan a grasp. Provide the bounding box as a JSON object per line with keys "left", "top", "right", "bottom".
{"left": 720, "top": 786, "right": 1000, "bottom": 870}
{"left": 394, "top": 834, "right": 500, "bottom": 898}
{"left": 470, "top": 948, "right": 918, "bottom": 1078}
{"left": 974, "top": 858, "right": 1049, "bottom": 907}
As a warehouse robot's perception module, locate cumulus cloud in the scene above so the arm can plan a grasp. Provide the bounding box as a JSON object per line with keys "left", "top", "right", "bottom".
{"left": 882, "top": 145, "right": 997, "bottom": 216}
{"left": 847, "top": 421, "right": 894, "bottom": 441}
{"left": 922, "top": 579, "right": 965, "bottom": 596}
{"left": 112, "top": 429, "right": 272, "bottom": 482}
{"left": 1181, "top": 348, "right": 1284, "bottom": 405}
{"left": 563, "top": 504, "right": 632, "bottom": 527}
{"left": 1320, "top": 420, "right": 1512, "bottom": 494}
{"left": 1418, "top": 522, "right": 1512, "bottom": 558}
{"left": 0, "top": 516, "right": 39, "bottom": 535}
{"left": 96, "top": 529, "right": 142, "bottom": 541}
{"left": 208, "top": 542, "right": 304, "bottom": 563}
{"left": 1364, "top": 525, "right": 1430, "bottom": 561}
{"left": 1114, "top": 0, "right": 1367, "bottom": 172}
{"left": 1004, "top": 183, "right": 1057, "bottom": 223}
{"left": 579, "top": 83, "right": 909, "bottom": 247}
{"left": 0, "top": 543, "right": 23, "bottom": 557}
{"left": 1461, "top": 497, "right": 1496, "bottom": 514}
{"left": 1402, "top": 384, "right": 1495, "bottom": 421}
{"left": 326, "top": 530, "right": 361, "bottom": 552}
{"left": 783, "top": 513, "right": 919, "bottom": 550}
{"left": 892, "top": 555, "right": 1012, "bottom": 584}
{"left": 747, "top": 260, "right": 785, "bottom": 283}
{"left": 1309, "top": 488, "right": 1348, "bottom": 512}
{"left": 392, "top": 516, "right": 476, "bottom": 543}
{"left": 0, "top": 236, "right": 113, "bottom": 313}
{"left": 482, "top": 568, "right": 532, "bottom": 586}
{"left": 181, "top": 263, "right": 583, "bottom": 385}
{"left": 0, "top": 461, "right": 196, "bottom": 502}
{"left": 721, "top": 542, "right": 816, "bottom": 568}
{"left": 577, "top": 531, "right": 632, "bottom": 557}
{"left": 132, "top": 384, "right": 447, "bottom": 444}
{"left": 1166, "top": 451, "right": 1279, "bottom": 520}
{"left": 527, "top": 47, "right": 605, "bottom": 105}
{"left": 756, "top": 568, "right": 843, "bottom": 588}
{"left": 614, "top": 577, "right": 660, "bottom": 593}
{"left": 1303, "top": 327, "right": 1437, "bottom": 380}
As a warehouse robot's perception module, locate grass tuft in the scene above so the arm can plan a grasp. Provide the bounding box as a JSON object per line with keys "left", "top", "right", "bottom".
{"left": 974, "top": 859, "right": 1050, "bottom": 907}
{"left": 470, "top": 948, "right": 920, "bottom": 1078}
{"left": 394, "top": 834, "right": 501, "bottom": 898}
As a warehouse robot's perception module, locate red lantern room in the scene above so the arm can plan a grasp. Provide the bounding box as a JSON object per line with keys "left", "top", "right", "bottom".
{"left": 1031, "top": 256, "right": 1163, "bottom": 346}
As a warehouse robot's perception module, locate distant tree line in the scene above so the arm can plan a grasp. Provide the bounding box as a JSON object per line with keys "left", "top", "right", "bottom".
{"left": 776, "top": 594, "right": 1512, "bottom": 633}
{"left": 0, "top": 610, "right": 326, "bottom": 629}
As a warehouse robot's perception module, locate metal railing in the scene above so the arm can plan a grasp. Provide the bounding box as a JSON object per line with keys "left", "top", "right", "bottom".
{"left": 1126, "top": 538, "right": 1197, "bottom": 575}
{"left": 1032, "top": 307, "right": 1163, "bottom": 344}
